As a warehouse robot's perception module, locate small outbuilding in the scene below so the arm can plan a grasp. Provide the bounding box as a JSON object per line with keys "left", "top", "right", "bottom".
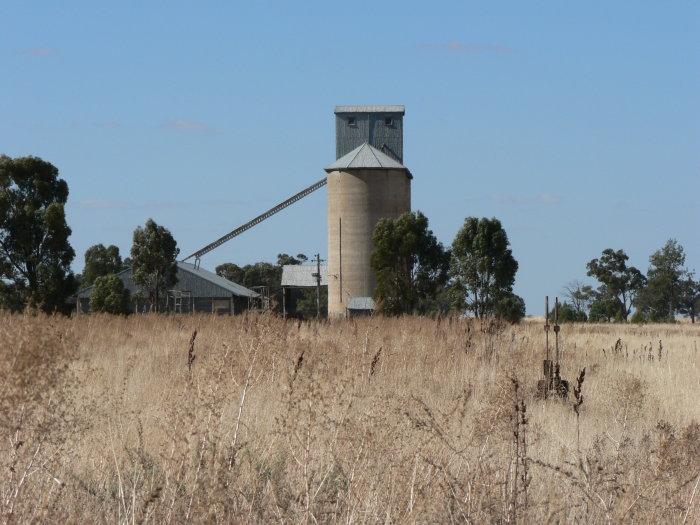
{"left": 76, "top": 262, "right": 259, "bottom": 314}
{"left": 346, "top": 296, "right": 376, "bottom": 316}
{"left": 280, "top": 264, "right": 328, "bottom": 317}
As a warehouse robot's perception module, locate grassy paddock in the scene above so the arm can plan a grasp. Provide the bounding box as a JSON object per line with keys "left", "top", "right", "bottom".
{"left": 1, "top": 313, "right": 699, "bottom": 523}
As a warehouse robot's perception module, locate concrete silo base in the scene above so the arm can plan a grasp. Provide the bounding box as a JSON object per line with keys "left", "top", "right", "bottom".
{"left": 326, "top": 168, "right": 411, "bottom": 317}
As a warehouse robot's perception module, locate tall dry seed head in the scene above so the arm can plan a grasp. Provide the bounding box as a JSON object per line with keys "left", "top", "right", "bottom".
{"left": 573, "top": 367, "right": 586, "bottom": 416}
{"left": 187, "top": 328, "right": 197, "bottom": 377}
{"left": 573, "top": 367, "right": 586, "bottom": 453}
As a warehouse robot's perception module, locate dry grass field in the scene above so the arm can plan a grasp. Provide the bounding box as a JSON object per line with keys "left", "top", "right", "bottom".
{"left": 1, "top": 313, "right": 699, "bottom": 524}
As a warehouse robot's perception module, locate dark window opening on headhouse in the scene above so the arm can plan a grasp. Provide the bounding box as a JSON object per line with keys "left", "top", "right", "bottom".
{"left": 385, "top": 117, "right": 393, "bottom": 127}
{"left": 347, "top": 117, "right": 356, "bottom": 126}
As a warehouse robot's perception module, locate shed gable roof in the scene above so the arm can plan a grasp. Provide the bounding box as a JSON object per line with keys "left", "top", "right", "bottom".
{"left": 177, "top": 262, "right": 259, "bottom": 297}
{"left": 76, "top": 262, "right": 259, "bottom": 299}
{"left": 281, "top": 264, "right": 328, "bottom": 287}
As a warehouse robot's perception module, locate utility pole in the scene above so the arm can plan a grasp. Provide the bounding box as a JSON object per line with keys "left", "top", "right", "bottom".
{"left": 312, "top": 253, "right": 324, "bottom": 319}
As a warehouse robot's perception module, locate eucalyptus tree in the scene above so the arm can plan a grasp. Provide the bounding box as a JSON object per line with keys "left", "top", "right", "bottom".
{"left": 450, "top": 217, "right": 520, "bottom": 319}
{"left": 90, "top": 274, "right": 130, "bottom": 314}
{"left": 0, "top": 155, "right": 77, "bottom": 313}
{"left": 130, "top": 219, "right": 179, "bottom": 311}
{"left": 371, "top": 211, "right": 449, "bottom": 315}
{"left": 586, "top": 248, "right": 645, "bottom": 321}
{"left": 82, "top": 244, "right": 125, "bottom": 287}
{"left": 635, "top": 239, "right": 691, "bottom": 321}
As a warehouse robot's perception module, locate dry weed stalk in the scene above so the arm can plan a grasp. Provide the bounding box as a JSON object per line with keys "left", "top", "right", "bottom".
{"left": 573, "top": 367, "right": 586, "bottom": 451}
{"left": 506, "top": 377, "right": 529, "bottom": 523}
{"left": 187, "top": 329, "right": 197, "bottom": 377}
{"left": 369, "top": 346, "right": 382, "bottom": 380}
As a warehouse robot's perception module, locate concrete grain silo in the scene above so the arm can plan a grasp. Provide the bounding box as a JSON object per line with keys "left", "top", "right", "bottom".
{"left": 326, "top": 106, "right": 412, "bottom": 317}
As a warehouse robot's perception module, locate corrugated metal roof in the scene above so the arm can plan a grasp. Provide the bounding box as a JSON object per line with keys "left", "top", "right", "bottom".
{"left": 76, "top": 262, "right": 259, "bottom": 299}
{"left": 347, "top": 297, "right": 375, "bottom": 310}
{"left": 76, "top": 267, "right": 133, "bottom": 298}
{"left": 281, "top": 264, "right": 328, "bottom": 287}
{"left": 325, "top": 143, "right": 407, "bottom": 172}
{"left": 335, "top": 106, "right": 405, "bottom": 114}
{"left": 178, "top": 262, "right": 259, "bottom": 297}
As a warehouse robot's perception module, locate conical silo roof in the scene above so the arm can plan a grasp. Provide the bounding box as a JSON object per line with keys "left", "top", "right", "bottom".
{"left": 324, "top": 143, "right": 408, "bottom": 172}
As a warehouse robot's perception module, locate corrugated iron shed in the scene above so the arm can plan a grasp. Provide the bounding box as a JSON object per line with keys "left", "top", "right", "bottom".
{"left": 76, "top": 262, "right": 259, "bottom": 299}
{"left": 281, "top": 264, "right": 328, "bottom": 287}
{"left": 177, "top": 262, "right": 259, "bottom": 298}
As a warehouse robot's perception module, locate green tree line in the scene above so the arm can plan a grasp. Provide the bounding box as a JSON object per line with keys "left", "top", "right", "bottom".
{"left": 2, "top": 155, "right": 696, "bottom": 322}
{"left": 558, "top": 240, "right": 699, "bottom": 323}
{"left": 370, "top": 213, "right": 698, "bottom": 324}
{"left": 0, "top": 155, "right": 183, "bottom": 314}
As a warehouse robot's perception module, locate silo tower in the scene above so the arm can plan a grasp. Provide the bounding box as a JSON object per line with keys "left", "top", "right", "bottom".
{"left": 326, "top": 106, "right": 412, "bottom": 316}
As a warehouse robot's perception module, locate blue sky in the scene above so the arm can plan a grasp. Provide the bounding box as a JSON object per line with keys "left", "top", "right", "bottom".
{"left": 2, "top": 1, "right": 698, "bottom": 314}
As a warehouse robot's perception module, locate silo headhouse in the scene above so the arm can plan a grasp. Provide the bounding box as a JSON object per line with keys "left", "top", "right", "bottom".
{"left": 326, "top": 106, "right": 412, "bottom": 317}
